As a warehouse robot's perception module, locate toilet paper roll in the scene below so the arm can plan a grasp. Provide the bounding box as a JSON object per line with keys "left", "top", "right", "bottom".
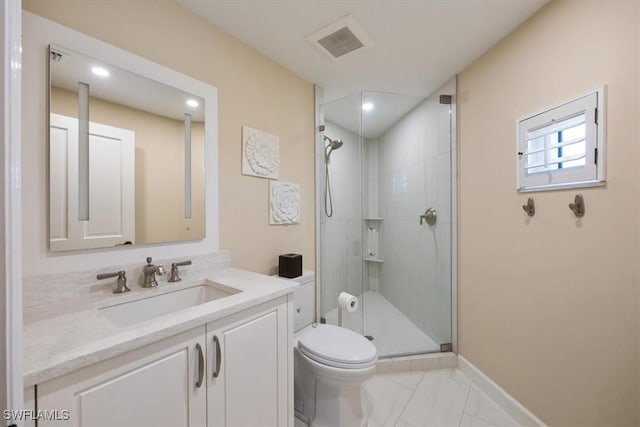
{"left": 337, "top": 292, "right": 359, "bottom": 312}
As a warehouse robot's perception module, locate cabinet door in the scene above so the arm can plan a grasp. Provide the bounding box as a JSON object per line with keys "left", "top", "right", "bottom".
{"left": 24, "top": 386, "right": 36, "bottom": 427}
{"left": 207, "top": 297, "right": 292, "bottom": 427}
{"left": 37, "top": 326, "right": 207, "bottom": 427}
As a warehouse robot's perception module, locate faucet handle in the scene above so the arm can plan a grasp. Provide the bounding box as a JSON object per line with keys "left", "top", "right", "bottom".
{"left": 97, "top": 270, "right": 130, "bottom": 294}
{"left": 168, "top": 260, "right": 192, "bottom": 283}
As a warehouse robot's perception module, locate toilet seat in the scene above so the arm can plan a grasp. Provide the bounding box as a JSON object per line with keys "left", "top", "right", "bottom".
{"left": 298, "top": 324, "right": 377, "bottom": 369}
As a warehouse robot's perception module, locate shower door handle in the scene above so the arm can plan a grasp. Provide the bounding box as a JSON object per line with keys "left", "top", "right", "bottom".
{"left": 419, "top": 208, "right": 437, "bottom": 225}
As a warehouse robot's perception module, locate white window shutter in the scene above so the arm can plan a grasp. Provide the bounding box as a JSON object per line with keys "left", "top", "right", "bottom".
{"left": 517, "top": 88, "right": 605, "bottom": 192}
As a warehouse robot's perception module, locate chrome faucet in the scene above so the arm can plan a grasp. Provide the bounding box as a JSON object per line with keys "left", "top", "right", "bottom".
{"left": 142, "top": 257, "right": 164, "bottom": 288}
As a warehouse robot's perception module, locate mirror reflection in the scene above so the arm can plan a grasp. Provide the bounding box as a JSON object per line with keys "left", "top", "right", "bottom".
{"left": 49, "top": 44, "right": 205, "bottom": 251}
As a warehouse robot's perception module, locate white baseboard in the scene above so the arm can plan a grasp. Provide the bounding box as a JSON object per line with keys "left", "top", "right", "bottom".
{"left": 458, "top": 355, "right": 547, "bottom": 427}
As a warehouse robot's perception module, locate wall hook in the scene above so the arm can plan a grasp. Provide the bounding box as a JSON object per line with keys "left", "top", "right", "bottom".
{"left": 522, "top": 197, "right": 535, "bottom": 217}
{"left": 569, "top": 194, "right": 585, "bottom": 217}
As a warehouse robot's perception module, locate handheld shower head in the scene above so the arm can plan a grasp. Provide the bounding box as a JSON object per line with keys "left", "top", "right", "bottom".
{"left": 323, "top": 135, "right": 343, "bottom": 218}
{"left": 324, "top": 136, "right": 344, "bottom": 159}
{"left": 329, "top": 138, "right": 343, "bottom": 150}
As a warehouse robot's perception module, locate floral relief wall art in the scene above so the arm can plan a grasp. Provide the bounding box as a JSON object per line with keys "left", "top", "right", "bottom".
{"left": 270, "top": 181, "right": 301, "bottom": 225}
{"left": 242, "top": 125, "right": 280, "bottom": 179}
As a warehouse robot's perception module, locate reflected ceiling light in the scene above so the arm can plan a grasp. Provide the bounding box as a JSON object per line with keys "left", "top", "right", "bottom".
{"left": 91, "top": 66, "right": 110, "bottom": 78}
{"left": 186, "top": 99, "right": 199, "bottom": 108}
{"left": 362, "top": 102, "right": 374, "bottom": 112}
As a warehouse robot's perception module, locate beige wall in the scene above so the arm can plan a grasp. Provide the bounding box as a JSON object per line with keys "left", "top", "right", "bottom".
{"left": 24, "top": 0, "right": 315, "bottom": 274}
{"left": 458, "top": 1, "right": 639, "bottom": 425}
{"left": 51, "top": 87, "right": 206, "bottom": 244}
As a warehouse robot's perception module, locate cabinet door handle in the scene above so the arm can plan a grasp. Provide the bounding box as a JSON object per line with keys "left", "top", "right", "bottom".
{"left": 212, "top": 335, "right": 222, "bottom": 378}
{"left": 195, "top": 342, "right": 204, "bottom": 388}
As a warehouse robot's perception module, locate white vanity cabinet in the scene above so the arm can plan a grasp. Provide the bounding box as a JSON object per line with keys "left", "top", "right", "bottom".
{"left": 24, "top": 386, "right": 36, "bottom": 427}
{"left": 206, "top": 296, "right": 292, "bottom": 427}
{"left": 33, "top": 295, "right": 293, "bottom": 427}
{"left": 36, "top": 326, "right": 207, "bottom": 427}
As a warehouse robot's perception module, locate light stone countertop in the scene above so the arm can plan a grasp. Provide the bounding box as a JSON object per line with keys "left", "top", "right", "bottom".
{"left": 23, "top": 267, "right": 299, "bottom": 387}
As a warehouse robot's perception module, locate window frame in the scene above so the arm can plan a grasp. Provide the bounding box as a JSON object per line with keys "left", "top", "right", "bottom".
{"left": 516, "top": 87, "right": 606, "bottom": 192}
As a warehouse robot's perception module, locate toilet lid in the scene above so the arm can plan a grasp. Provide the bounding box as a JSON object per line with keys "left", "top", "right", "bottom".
{"left": 298, "top": 324, "right": 377, "bottom": 368}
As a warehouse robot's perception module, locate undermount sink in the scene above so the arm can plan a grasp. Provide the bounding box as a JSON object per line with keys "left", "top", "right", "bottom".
{"left": 99, "top": 281, "right": 241, "bottom": 327}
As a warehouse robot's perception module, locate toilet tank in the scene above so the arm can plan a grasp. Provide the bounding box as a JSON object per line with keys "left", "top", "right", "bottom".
{"left": 274, "top": 270, "right": 315, "bottom": 332}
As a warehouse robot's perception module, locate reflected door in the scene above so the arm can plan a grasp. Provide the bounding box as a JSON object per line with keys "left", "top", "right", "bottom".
{"left": 50, "top": 113, "right": 135, "bottom": 250}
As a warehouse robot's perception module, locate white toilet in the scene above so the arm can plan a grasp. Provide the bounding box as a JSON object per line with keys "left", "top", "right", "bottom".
{"left": 287, "top": 271, "right": 377, "bottom": 427}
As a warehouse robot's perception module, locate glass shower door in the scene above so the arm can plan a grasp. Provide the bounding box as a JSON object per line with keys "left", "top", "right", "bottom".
{"left": 319, "top": 93, "right": 365, "bottom": 335}
{"left": 361, "top": 86, "right": 454, "bottom": 358}
{"left": 318, "top": 80, "right": 455, "bottom": 359}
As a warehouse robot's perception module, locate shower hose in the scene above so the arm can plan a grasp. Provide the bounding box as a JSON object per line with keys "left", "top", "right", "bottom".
{"left": 324, "top": 158, "right": 334, "bottom": 217}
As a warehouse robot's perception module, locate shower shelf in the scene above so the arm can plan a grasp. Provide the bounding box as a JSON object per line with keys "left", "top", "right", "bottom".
{"left": 364, "top": 257, "right": 384, "bottom": 263}
{"left": 363, "top": 217, "right": 384, "bottom": 221}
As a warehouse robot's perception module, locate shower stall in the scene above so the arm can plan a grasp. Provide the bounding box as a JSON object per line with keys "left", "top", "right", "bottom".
{"left": 315, "top": 78, "right": 456, "bottom": 358}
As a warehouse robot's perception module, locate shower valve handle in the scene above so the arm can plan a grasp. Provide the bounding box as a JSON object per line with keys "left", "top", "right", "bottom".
{"left": 419, "top": 208, "right": 437, "bottom": 226}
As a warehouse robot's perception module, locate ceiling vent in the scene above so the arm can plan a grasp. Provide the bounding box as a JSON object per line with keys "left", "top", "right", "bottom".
{"left": 306, "top": 14, "right": 373, "bottom": 60}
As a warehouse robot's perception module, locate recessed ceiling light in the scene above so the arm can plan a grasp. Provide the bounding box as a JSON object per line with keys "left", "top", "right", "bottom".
{"left": 91, "top": 66, "right": 110, "bottom": 78}
{"left": 186, "top": 99, "right": 199, "bottom": 108}
{"left": 362, "top": 102, "right": 374, "bottom": 112}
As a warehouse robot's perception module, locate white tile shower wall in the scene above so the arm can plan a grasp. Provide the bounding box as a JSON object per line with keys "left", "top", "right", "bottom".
{"left": 23, "top": 250, "right": 231, "bottom": 323}
{"left": 377, "top": 79, "right": 455, "bottom": 345}
{"left": 363, "top": 138, "right": 380, "bottom": 293}
{"left": 321, "top": 122, "right": 364, "bottom": 315}
{"left": 365, "top": 139, "right": 380, "bottom": 218}
{"left": 368, "top": 262, "right": 380, "bottom": 293}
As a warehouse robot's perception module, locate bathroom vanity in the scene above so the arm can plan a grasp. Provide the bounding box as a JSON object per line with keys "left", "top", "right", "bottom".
{"left": 23, "top": 267, "right": 297, "bottom": 427}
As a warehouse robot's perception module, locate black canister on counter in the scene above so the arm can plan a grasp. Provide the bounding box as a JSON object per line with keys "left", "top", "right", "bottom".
{"left": 278, "top": 253, "right": 302, "bottom": 278}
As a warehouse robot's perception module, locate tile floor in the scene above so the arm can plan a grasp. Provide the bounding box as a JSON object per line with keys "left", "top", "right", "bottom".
{"left": 295, "top": 368, "right": 520, "bottom": 427}
{"left": 323, "top": 291, "right": 441, "bottom": 357}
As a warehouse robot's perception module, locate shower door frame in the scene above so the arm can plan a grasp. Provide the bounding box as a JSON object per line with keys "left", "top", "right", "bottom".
{"left": 313, "top": 82, "right": 458, "bottom": 355}
{"left": 314, "top": 85, "right": 324, "bottom": 324}
{"left": 450, "top": 78, "right": 458, "bottom": 354}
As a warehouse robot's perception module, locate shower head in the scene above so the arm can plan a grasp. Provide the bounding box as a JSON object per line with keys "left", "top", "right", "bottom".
{"left": 327, "top": 138, "right": 343, "bottom": 150}
{"left": 324, "top": 136, "right": 343, "bottom": 159}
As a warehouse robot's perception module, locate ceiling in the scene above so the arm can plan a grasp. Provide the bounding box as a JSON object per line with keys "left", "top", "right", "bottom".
{"left": 179, "top": 0, "right": 549, "bottom": 103}
{"left": 324, "top": 91, "right": 426, "bottom": 139}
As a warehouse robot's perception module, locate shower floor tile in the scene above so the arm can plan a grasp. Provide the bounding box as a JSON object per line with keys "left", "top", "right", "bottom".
{"left": 323, "top": 290, "right": 441, "bottom": 357}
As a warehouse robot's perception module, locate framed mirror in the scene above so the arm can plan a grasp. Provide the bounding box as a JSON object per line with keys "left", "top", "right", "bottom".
{"left": 49, "top": 44, "right": 206, "bottom": 251}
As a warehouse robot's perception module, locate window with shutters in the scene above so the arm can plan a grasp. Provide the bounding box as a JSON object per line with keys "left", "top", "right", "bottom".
{"left": 517, "top": 88, "right": 605, "bottom": 191}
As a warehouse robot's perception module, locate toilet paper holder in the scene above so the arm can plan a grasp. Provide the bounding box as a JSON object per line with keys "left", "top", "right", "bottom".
{"left": 337, "top": 292, "right": 358, "bottom": 327}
